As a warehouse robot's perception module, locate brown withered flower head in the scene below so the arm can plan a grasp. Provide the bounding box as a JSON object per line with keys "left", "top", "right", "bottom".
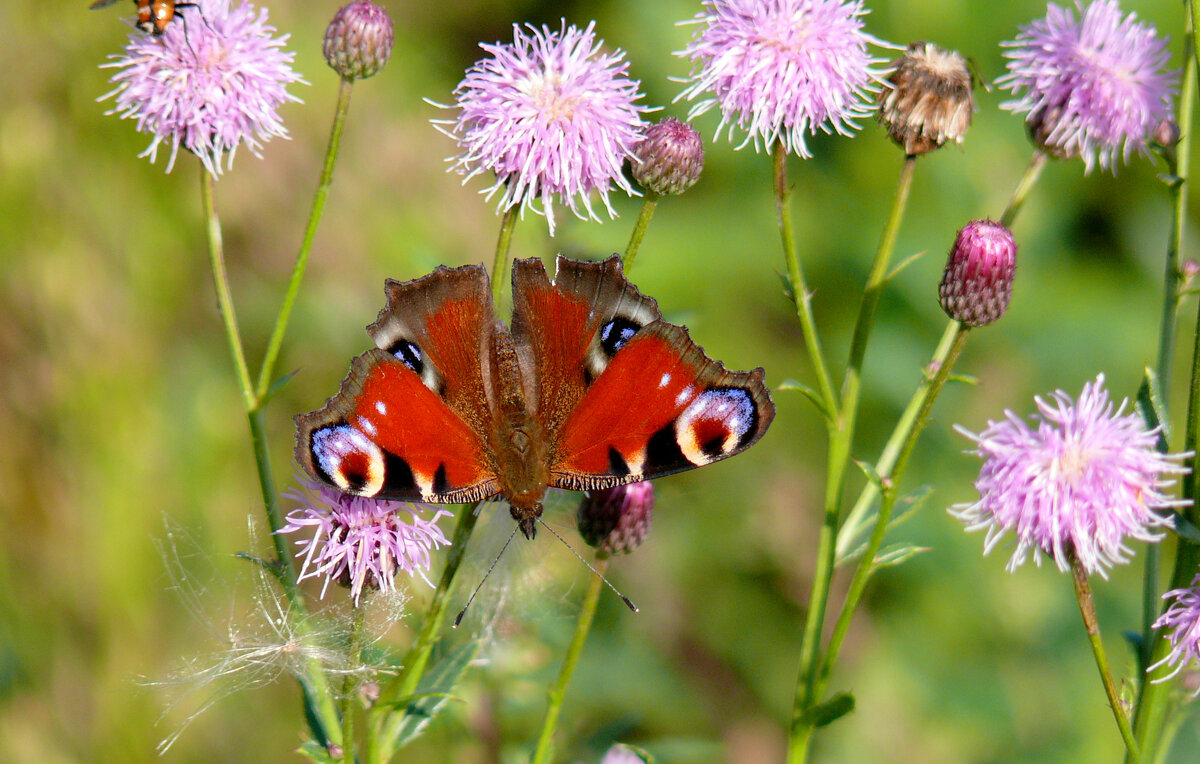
{"left": 877, "top": 42, "right": 974, "bottom": 156}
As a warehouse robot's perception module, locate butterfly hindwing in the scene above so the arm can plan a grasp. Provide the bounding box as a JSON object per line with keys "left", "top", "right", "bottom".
{"left": 296, "top": 264, "right": 500, "bottom": 503}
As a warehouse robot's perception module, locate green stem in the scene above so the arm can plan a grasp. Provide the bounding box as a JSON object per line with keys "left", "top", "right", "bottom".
{"left": 836, "top": 321, "right": 959, "bottom": 560}
{"left": 999, "top": 150, "right": 1048, "bottom": 229}
{"left": 200, "top": 163, "right": 341, "bottom": 746}
{"left": 341, "top": 603, "right": 367, "bottom": 764}
{"left": 491, "top": 205, "right": 520, "bottom": 306}
{"left": 1130, "top": 5, "right": 1200, "bottom": 760}
{"left": 623, "top": 192, "right": 659, "bottom": 272}
{"left": 1142, "top": 2, "right": 1195, "bottom": 675}
{"left": 368, "top": 502, "right": 482, "bottom": 763}
{"left": 1069, "top": 552, "right": 1142, "bottom": 763}
{"left": 255, "top": 77, "right": 355, "bottom": 400}
{"left": 773, "top": 140, "right": 839, "bottom": 418}
{"left": 813, "top": 322, "right": 970, "bottom": 703}
{"left": 201, "top": 169, "right": 255, "bottom": 410}
{"left": 530, "top": 555, "right": 608, "bottom": 764}
{"left": 788, "top": 155, "right": 919, "bottom": 754}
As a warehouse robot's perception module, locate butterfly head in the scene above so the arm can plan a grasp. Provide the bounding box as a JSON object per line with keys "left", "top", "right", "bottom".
{"left": 507, "top": 494, "right": 544, "bottom": 540}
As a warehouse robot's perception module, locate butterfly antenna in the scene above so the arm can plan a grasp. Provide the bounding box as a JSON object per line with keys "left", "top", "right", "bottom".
{"left": 453, "top": 524, "right": 520, "bottom": 628}
{"left": 537, "top": 519, "right": 638, "bottom": 613}
{"left": 177, "top": 10, "right": 199, "bottom": 64}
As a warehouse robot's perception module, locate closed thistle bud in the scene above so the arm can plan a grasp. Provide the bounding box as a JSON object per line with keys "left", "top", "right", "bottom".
{"left": 577, "top": 482, "right": 654, "bottom": 555}
{"left": 323, "top": 1, "right": 394, "bottom": 81}
{"left": 939, "top": 220, "right": 1017, "bottom": 326}
{"left": 877, "top": 42, "right": 974, "bottom": 156}
{"left": 632, "top": 118, "right": 704, "bottom": 195}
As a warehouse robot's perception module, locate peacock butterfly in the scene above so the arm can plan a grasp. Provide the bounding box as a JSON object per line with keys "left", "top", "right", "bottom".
{"left": 295, "top": 255, "right": 775, "bottom": 540}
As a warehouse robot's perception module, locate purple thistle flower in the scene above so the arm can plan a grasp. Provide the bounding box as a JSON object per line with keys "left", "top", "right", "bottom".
{"left": 98, "top": 0, "right": 305, "bottom": 177}
{"left": 280, "top": 482, "right": 451, "bottom": 604}
{"left": 996, "top": 0, "right": 1177, "bottom": 173}
{"left": 1150, "top": 574, "right": 1200, "bottom": 690}
{"left": 951, "top": 374, "right": 1189, "bottom": 577}
{"left": 435, "top": 21, "right": 650, "bottom": 236}
{"left": 674, "top": 0, "right": 891, "bottom": 157}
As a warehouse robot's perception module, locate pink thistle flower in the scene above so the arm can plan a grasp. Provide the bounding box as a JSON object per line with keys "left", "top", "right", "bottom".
{"left": 280, "top": 482, "right": 451, "bottom": 604}
{"left": 951, "top": 375, "right": 1189, "bottom": 577}
{"left": 98, "top": 0, "right": 305, "bottom": 176}
{"left": 674, "top": 0, "right": 891, "bottom": 157}
{"left": 1149, "top": 574, "right": 1200, "bottom": 691}
{"left": 435, "top": 21, "right": 650, "bottom": 236}
{"left": 997, "top": 0, "right": 1177, "bottom": 173}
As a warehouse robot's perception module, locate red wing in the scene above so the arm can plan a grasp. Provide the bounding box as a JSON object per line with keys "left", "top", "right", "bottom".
{"left": 549, "top": 322, "right": 774, "bottom": 490}
{"left": 295, "top": 350, "right": 498, "bottom": 503}
{"left": 296, "top": 264, "right": 502, "bottom": 503}
{"left": 510, "top": 255, "right": 660, "bottom": 444}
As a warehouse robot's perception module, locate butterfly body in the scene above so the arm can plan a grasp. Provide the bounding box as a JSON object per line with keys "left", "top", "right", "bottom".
{"left": 297, "top": 256, "right": 774, "bottom": 539}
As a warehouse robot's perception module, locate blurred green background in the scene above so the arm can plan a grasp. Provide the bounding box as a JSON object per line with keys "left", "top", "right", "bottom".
{"left": 4, "top": 0, "right": 1200, "bottom": 761}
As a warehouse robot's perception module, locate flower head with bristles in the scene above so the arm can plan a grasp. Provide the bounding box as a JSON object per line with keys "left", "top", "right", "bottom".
{"left": 98, "top": 0, "right": 304, "bottom": 177}
{"left": 674, "top": 0, "right": 891, "bottom": 157}
{"left": 1150, "top": 574, "right": 1200, "bottom": 692}
{"left": 951, "top": 375, "right": 1189, "bottom": 577}
{"left": 435, "top": 21, "right": 650, "bottom": 236}
{"left": 997, "top": 0, "right": 1177, "bottom": 172}
{"left": 279, "top": 482, "right": 451, "bottom": 604}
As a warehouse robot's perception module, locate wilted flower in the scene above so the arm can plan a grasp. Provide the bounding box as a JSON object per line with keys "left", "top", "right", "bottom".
{"left": 997, "top": 0, "right": 1177, "bottom": 172}
{"left": 280, "top": 482, "right": 451, "bottom": 604}
{"left": 1149, "top": 574, "right": 1200, "bottom": 690}
{"left": 938, "top": 219, "right": 1017, "bottom": 327}
{"left": 323, "top": 0, "right": 394, "bottom": 80}
{"left": 98, "top": 0, "right": 304, "bottom": 176}
{"left": 877, "top": 41, "right": 974, "bottom": 156}
{"left": 632, "top": 118, "right": 705, "bottom": 195}
{"left": 577, "top": 482, "right": 654, "bottom": 555}
{"left": 951, "top": 375, "right": 1189, "bottom": 577}
{"left": 674, "top": 0, "right": 890, "bottom": 157}
{"left": 436, "top": 21, "right": 650, "bottom": 235}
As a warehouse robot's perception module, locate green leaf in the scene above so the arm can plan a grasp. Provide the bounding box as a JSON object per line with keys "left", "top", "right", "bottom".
{"left": 262, "top": 368, "right": 301, "bottom": 405}
{"left": 1171, "top": 513, "right": 1200, "bottom": 545}
{"left": 873, "top": 543, "right": 931, "bottom": 568}
{"left": 1157, "top": 172, "right": 1184, "bottom": 189}
{"left": 383, "top": 639, "right": 480, "bottom": 751}
{"left": 797, "top": 692, "right": 856, "bottom": 729}
{"left": 884, "top": 250, "right": 926, "bottom": 281}
{"left": 777, "top": 269, "right": 795, "bottom": 303}
{"left": 853, "top": 460, "right": 887, "bottom": 493}
{"left": 777, "top": 379, "right": 832, "bottom": 421}
{"left": 295, "top": 740, "right": 337, "bottom": 764}
{"left": 945, "top": 373, "right": 978, "bottom": 386}
{"left": 1136, "top": 366, "right": 1170, "bottom": 450}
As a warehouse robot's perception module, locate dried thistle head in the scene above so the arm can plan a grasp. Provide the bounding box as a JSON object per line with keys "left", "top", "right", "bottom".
{"left": 877, "top": 41, "right": 974, "bottom": 156}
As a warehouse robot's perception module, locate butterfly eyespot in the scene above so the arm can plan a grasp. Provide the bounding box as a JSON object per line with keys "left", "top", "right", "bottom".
{"left": 675, "top": 388, "right": 758, "bottom": 466}
{"left": 599, "top": 317, "right": 641, "bottom": 357}
{"left": 310, "top": 424, "right": 385, "bottom": 495}
{"left": 388, "top": 339, "right": 425, "bottom": 374}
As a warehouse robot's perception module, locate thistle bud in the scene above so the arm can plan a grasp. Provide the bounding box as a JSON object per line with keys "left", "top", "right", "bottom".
{"left": 1026, "top": 103, "right": 1078, "bottom": 161}
{"left": 632, "top": 118, "right": 704, "bottom": 195}
{"left": 323, "top": 1, "right": 395, "bottom": 81}
{"left": 939, "top": 220, "right": 1017, "bottom": 326}
{"left": 577, "top": 483, "right": 654, "bottom": 556}
{"left": 1154, "top": 118, "right": 1181, "bottom": 148}
{"left": 877, "top": 42, "right": 974, "bottom": 156}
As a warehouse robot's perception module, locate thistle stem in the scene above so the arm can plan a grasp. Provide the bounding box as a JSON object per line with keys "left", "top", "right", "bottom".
{"left": 788, "top": 155, "right": 919, "bottom": 757}
{"left": 773, "top": 140, "right": 838, "bottom": 418}
{"left": 199, "top": 165, "right": 341, "bottom": 746}
{"left": 530, "top": 555, "right": 608, "bottom": 764}
{"left": 622, "top": 191, "right": 660, "bottom": 272}
{"left": 1130, "top": 5, "right": 1199, "bottom": 760}
{"left": 1069, "top": 552, "right": 1142, "bottom": 763}
{"left": 1000, "top": 150, "right": 1048, "bottom": 228}
{"left": 491, "top": 205, "right": 520, "bottom": 306}
{"left": 368, "top": 501, "right": 482, "bottom": 762}
{"left": 255, "top": 77, "right": 355, "bottom": 401}
{"left": 341, "top": 603, "right": 367, "bottom": 764}
{"left": 811, "top": 323, "right": 969, "bottom": 727}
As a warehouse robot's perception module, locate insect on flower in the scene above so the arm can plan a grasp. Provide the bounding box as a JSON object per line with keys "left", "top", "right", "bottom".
{"left": 89, "top": 0, "right": 205, "bottom": 37}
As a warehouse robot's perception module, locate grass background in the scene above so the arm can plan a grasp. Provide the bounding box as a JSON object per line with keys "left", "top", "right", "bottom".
{"left": 2, "top": 0, "right": 1199, "bottom": 761}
